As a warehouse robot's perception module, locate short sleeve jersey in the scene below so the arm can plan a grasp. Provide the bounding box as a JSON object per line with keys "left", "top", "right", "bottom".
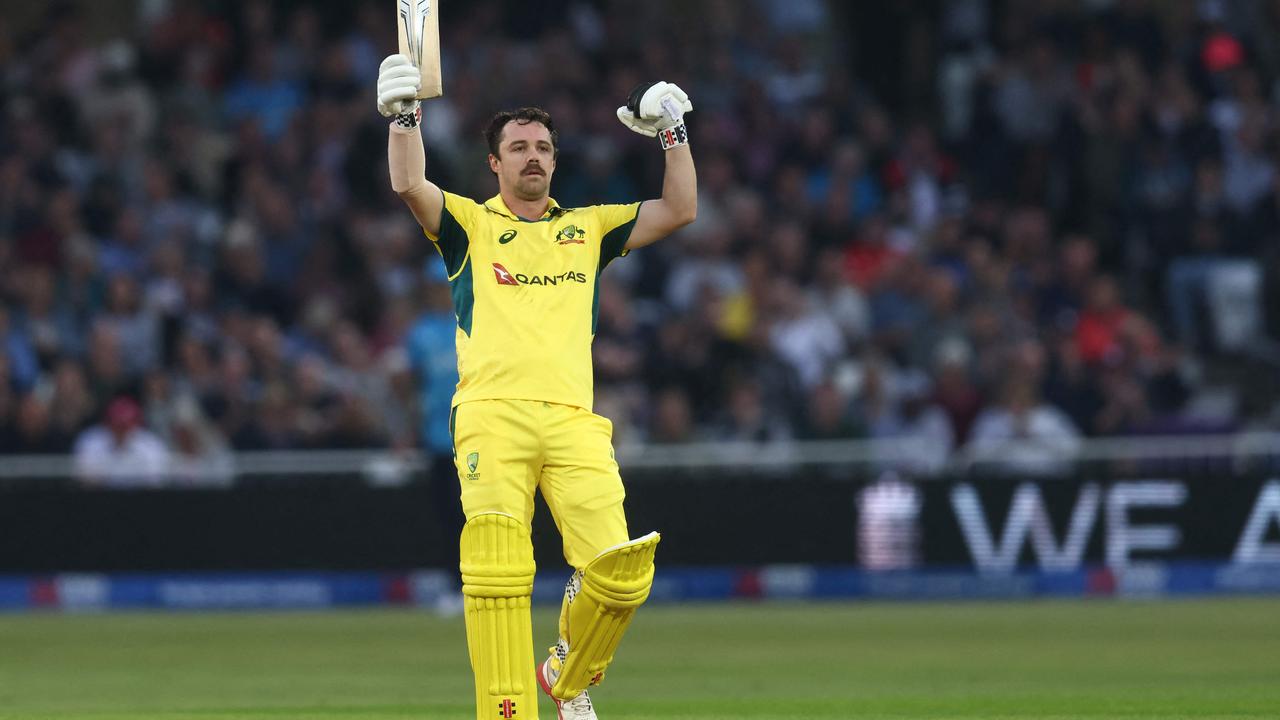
{"left": 426, "top": 191, "right": 641, "bottom": 410}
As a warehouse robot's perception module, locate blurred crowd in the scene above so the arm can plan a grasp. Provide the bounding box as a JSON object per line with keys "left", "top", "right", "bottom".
{"left": 2, "top": 0, "right": 1279, "bottom": 482}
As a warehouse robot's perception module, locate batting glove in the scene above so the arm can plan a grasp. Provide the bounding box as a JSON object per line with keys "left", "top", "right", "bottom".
{"left": 377, "top": 54, "right": 422, "bottom": 129}
{"left": 616, "top": 81, "right": 692, "bottom": 149}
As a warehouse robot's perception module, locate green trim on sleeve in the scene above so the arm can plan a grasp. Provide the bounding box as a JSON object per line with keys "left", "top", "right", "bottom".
{"left": 600, "top": 202, "right": 642, "bottom": 269}
{"left": 449, "top": 256, "right": 474, "bottom": 336}
{"left": 435, "top": 205, "right": 471, "bottom": 278}
{"left": 448, "top": 406, "right": 458, "bottom": 459}
{"left": 593, "top": 202, "right": 642, "bottom": 334}
{"left": 591, "top": 269, "right": 603, "bottom": 335}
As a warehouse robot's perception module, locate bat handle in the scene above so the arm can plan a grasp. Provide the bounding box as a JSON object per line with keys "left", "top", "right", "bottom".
{"left": 660, "top": 96, "right": 680, "bottom": 122}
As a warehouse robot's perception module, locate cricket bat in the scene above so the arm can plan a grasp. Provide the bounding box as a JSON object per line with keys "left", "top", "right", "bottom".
{"left": 397, "top": 0, "right": 442, "bottom": 99}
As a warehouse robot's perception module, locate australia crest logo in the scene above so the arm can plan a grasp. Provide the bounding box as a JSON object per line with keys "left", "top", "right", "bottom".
{"left": 555, "top": 224, "right": 586, "bottom": 245}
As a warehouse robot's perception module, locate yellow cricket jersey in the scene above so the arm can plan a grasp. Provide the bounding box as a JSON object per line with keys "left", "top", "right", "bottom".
{"left": 425, "top": 191, "right": 641, "bottom": 410}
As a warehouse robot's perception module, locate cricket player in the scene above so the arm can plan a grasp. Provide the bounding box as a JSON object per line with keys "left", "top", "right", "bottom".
{"left": 377, "top": 53, "right": 696, "bottom": 720}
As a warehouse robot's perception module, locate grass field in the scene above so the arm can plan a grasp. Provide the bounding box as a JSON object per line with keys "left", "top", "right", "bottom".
{"left": 2, "top": 599, "right": 1278, "bottom": 719}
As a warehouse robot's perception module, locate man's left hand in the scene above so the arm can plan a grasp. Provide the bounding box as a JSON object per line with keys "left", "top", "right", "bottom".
{"left": 616, "top": 81, "right": 693, "bottom": 138}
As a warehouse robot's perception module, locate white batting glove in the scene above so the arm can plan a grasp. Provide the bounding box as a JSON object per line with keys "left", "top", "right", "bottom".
{"left": 377, "top": 54, "right": 421, "bottom": 128}
{"left": 616, "top": 108, "right": 660, "bottom": 137}
{"left": 616, "top": 81, "right": 693, "bottom": 149}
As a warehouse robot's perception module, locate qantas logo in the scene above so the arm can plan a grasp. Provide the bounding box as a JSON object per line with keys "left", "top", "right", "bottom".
{"left": 492, "top": 263, "right": 519, "bottom": 285}
{"left": 491, "top": 263, "right": 587, "bottom": 287}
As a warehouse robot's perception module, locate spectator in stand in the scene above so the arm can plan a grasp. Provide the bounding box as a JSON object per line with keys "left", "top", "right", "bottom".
{"left": 710, "top": 375, "right": 792, "bottom": 444}
{"left": 100, "top": 274, "right": 159, "bottom": 376}
{"left": 883, "top": 374, "right": 955, "bottom": 477}
{"left": 48, "top": 360, "right": 96, "bottom": 443}
{"left": 664, "top": 219, "right": 742, "bottom": 314}
{"left": 766, "top": 277, "right": 843, "bottom": 391}
{"left": 908, "top": 266, "right": 966, "bottom": 370}
{"left": 802, "top": 378, "right": 862, "bottom": 441}
{"left": 0, "top": 392, "right": 70, "bottom": 454}
{"left": 649, "top": 386, "right": 697, "bottom": 444}
{"left": 844, "top": 214, "right": 902, "bottom": 291}
{"left": 1044, "top": 334, "right": 1106, "bottom": 436}
{"left": 0, "top": 306, "right": 39, "bottom": 394}
{"left": 1035, "top": 235, "right": 1097, "bottom": 332}
{"left": 405, "top": 263, "right": 465, "bottom": 613}
{"left": 85, "top": 322, "right": 132, "bottom": 410}
{"left": 1094, "top": 362, "right": 1154, "bottom": 437}
{"left": 406, "top": 264, "right": 458, "bottom": 468}
{"left": 15, "top": 264, "right": 84, "bottom": 366}
{"left": 1075, "top": 275, "right": 1131, "bottom": 366}
{"left": 930, "top": 339, "right": 982, "bottom": 445}
{"left": 0, "top": 377, "right": 10, "bottom": 438}
{"left": 99, "top": 208, "right": 150, "bottom": 279}
{"left": 869, "top": 253, "right": 930, "bottom": 360}
{"left": 809, "top": 245, "right": 870, "bottom": 349}
{"left": 593, "top": 282, "right": 647, "bottom": 390}
{"left": 967, "top": 376, "right": 1082, "bottom": 477}
{"left": 223, "top": 42, "right": 306, "bottom": 140}
{"left": 249, "top": 382, "right": 303, "bottom": 450}
{"left": 73, "top": 396, "right": 170, "bottom": 486}
{"left": 165, "top": 396, "right": 234, "bottom": 487}
{"left": 852, "top": 356, "right": 901, "bottom": 441}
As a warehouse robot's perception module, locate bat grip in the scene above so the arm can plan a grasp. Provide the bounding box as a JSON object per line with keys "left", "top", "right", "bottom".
{"left": 660, "top": 96, "right": 680, "bottom": 121}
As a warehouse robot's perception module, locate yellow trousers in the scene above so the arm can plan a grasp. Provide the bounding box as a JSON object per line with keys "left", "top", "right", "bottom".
{"left": 451, "top": 398, "right": 628, "bottom": 570}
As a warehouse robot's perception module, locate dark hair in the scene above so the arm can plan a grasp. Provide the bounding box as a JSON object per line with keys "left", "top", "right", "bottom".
{"left": 484, "top": 107, "right": 558, "bottom": 159}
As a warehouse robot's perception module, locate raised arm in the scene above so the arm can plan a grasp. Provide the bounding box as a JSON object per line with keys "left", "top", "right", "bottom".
{"left": 616, "top": 82, "right": 698, "bottom": 249}
{"left": 379, "top": 54, "right": 444, "bottom": 237}
{"left": 628, "top": 144, "right": 696, "bottom": 249}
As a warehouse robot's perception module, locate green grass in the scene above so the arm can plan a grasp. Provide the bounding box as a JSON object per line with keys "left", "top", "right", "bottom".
{"left": 1, "top": 599, "right": 1278, "bottom": 719}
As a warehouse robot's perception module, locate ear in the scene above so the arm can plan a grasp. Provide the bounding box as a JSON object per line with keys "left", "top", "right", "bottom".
{"left": 488, "top": 153, "right": 500, "bottom": 174}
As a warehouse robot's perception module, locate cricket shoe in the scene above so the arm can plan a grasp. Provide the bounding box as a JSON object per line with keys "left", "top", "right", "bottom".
{"left": 537, "top": 657, "right": 598, "bottom": 720}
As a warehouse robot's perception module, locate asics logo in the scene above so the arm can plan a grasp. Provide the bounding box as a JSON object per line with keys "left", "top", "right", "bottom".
{"left": 499, "top": 229, "right": 517, "bottom": 244}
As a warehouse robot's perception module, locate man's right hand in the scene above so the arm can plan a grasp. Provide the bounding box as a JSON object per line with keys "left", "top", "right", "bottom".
{"left": 384, "top": 51, "right": 442, "bottom": 236}
{"left": 377, "top": 54, "right": 422, "bottom": 118}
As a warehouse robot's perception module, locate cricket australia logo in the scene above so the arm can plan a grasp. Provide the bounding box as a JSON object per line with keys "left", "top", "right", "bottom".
{"left": 555, "top": 224, "right": 586, "bottom": 245}
{"left": 465, "top": 451, "right": 480, "bottom": 481}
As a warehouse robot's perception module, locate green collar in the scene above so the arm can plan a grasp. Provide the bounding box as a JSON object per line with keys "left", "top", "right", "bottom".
{"left": 483, "top": 194, "right": 568, "bottom": 222}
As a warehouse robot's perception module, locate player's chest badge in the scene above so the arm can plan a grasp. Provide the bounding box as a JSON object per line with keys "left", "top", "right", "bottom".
{"left": 554, "top": 224, "right": 587, "bottom": 245}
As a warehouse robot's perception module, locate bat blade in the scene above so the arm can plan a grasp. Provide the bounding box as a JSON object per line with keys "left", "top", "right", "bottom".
{"left": 397, "top": 0, "right": 442, "bottom": 99}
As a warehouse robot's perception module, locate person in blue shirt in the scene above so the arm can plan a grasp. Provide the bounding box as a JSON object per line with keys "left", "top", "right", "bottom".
{"left": 405, "top": 260, "right": 464, "bottom": 614}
